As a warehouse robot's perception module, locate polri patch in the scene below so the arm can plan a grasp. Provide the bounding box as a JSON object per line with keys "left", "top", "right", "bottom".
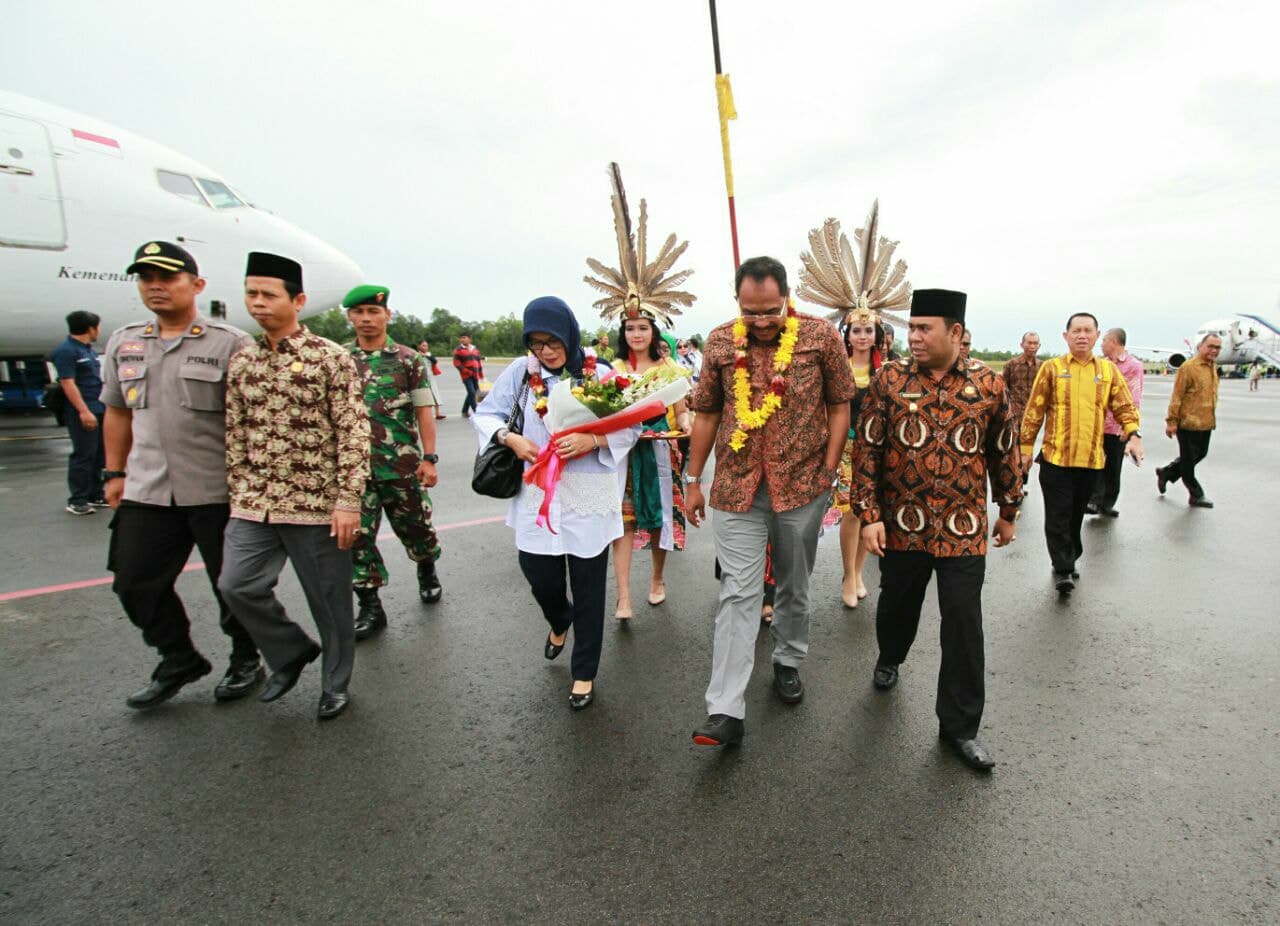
{"left": 120, "top": 341, "right": 144, "bottom": 353}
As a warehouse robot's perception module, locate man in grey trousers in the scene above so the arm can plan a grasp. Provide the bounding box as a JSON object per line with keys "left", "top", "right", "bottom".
{"left": 218, "top": 252, "right": 370, "bottom": 721}
{"left": 683, "top": 257, "right": 855, "bottom": 746}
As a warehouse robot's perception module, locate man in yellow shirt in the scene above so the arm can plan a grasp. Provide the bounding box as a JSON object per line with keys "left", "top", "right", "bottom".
{"left": 1156, "top": 334, "right": 1222, "bottom": 508}
{"left": 1021, "top": 313, "right": 1143, "bottom": 593}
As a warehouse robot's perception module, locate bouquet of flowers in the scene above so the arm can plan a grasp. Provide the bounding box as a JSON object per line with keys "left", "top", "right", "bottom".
{"left": 525, "top": 356, "right": 691, "bottom": 533}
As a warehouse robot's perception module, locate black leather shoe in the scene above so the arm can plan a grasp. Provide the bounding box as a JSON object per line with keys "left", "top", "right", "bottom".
{"left": 544, "top": 631, "right": 566, "bottom": 660}
{"left": 318, "top": 690, "right": 350, "bottom": 720}
{"left": 1156, "top": 469, "right": 1169, "bottom": 495}
{"left": 1055, "top": 572, "right": 1075, "bottom": 594}
{"left": 259, "top": 643, "right": 321, "bottom": 703}
{"left": 214, "top": 659, "right": 265, "bottom": 701}
{"left": 873, "top": 662, "right": 899, "bottom": 690}
{"left": 692, "top": 714, "right": 744, "bottom": 746}
{"left": 1099, "top": 507, "right": 1119, "bottom": 518}
{"left": 417, "top": 559, "right": 443, "bottom": 604}
{"left": 125, "top": 654, "right": 212, "bottom": 709}
{"left": 568, "top": 682, "right": 594, "bottom": 711}
{"left": 940, "top": 731, "right": 995, "bottom": 771}
{"left": 773, "top": 663, "right": 804, "bottom": 704}
{"left": 1189, "top": 496, "right": 1214, "bottom": 509}
{"left": 1084, "top": 502, "right": 1100, "bottom": 515}
{"left": 354, "top": 587, "right": 388, "bottom": 641}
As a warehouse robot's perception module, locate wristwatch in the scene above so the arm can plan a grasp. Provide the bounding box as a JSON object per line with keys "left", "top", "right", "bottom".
{"left": 495, "top": 427, "right": 510, "bottom": 445}
{"left": 421, "top": 453, "right": 439, "bottom": 464}
{"left": 102, "top": 469, "right": 127, "bottom": 480}
{"left": 683, "top": 473, "right": 702, "bottom": 485}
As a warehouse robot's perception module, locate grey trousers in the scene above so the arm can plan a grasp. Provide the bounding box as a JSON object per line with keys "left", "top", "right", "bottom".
{"left": 218, "top": 518, "right": 355, "bottom": 694}
{"left": 705, "top": 482, "right": 828, "bottom": 719}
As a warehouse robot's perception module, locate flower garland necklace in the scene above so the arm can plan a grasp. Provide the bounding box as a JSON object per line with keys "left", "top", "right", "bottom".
{"left": 729, "top": 302, "right": 800, "bottom": 452}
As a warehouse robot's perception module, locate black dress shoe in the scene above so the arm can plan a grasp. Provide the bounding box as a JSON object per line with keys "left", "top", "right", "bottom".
{"left": 259, "top": 643, "right": 321, "bottom": 703}
{"left": 214, "top": 660, "right": 265, "bottom": 701}
{"left": 417, "top": 559, "right": 443, "bottom": 604}
{"left": 1099, "top": 507, "right": 1120, "bottom": 518}
{"left": 318, "top": 690, "right": 350, "bottom": 720}
{"left": 1156, "top": 469, "right": 1169, "bottom": 495}
{"left": 1189, "top": 496, "right": 1214, "bottom": 509}
{"left": 1054, "top": 572, "right": 1075, "bottom": 594}
{"left": 873, "top": 662, "right": 899, "bottom": 690}
{"left": 772, "top": 663, "right": 804, "bottom": 704}
{"left": 692, "top": 714, "right": 744, "bottom": 746}
{"left": 354, "top": 587, "right": 388, "bottom": 641}
{"left": 544, "top": 631, "right": 567, "bottom": 660}
{"left": 1084, "top": 501, "right": 1100, "bottom": 515}
{"left": 125, "top": 654, "right": 212, "bottom": 709}
{"left": 940, "top": 731, "right": 995, "bottom": 771}
{"left": 568, "top": 682, "right": 594, "bottom": 711}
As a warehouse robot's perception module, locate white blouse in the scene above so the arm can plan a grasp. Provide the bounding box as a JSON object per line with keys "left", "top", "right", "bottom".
{"left": 473, "top": 357, "right": 638, "bottom": 558}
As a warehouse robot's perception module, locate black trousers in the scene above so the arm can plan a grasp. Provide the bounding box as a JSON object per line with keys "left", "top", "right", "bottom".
{"left": 1089, "top": 433, "right": 1125, "bottom": 510}
{"left": 1038, "top": 461, "right": 1097, "bottom": 574}
{"left": 1159, "top": 429, "right": 1212, "bottom": 499}
{"left": 876, "top": 551, "right": 986, "bottom": 740}
{"left": 107, "top": 502, "right": 258, "bottom": 668}
{"left": 518, "top": 547, "right": 609, "bottom": 682}
{"left": 65, "top": 409, "right": 104, "bottom": 505}
{"left": 461, "top": 377, "right": 479, "bottom": 416}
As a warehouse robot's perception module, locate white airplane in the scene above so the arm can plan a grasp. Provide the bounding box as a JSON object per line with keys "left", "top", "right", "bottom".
{"left": 1133, "top": 313, "right": 1280, "bottom": 370}
{"left": 0, "top": 90, "right": 362, "bottom": 362}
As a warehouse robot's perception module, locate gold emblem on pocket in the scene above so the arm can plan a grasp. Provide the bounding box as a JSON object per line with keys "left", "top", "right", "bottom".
{"left": 126, "top": 387, "right": 138, "bottom": 402}
{"left": 290, "top": 361, "right": 304, "bottom": 373}
{"left": 908, "top": 402, "right": 918, "bottom": 413}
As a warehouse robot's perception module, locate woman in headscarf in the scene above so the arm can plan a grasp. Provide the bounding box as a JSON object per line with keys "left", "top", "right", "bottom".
{"left": 610, "top": 314, "right": 692, "bottom": 620}
{"left": 472, "top": 297, "right": 639, "bottom": 710}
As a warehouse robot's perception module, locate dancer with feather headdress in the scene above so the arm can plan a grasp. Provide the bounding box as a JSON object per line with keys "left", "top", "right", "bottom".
{"left": 584, "top": 163, "right": 696, "bottom": 621}
{"left": 796, "top": 200, "right": 911, "bottom": 608}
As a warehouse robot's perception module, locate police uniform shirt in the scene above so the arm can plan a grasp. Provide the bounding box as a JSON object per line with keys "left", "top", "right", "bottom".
{"left": 101, "top": 316, "right": 254, "bottom": 506}
{"left": 50, "top": 335, "right": 105, "bottom": 413}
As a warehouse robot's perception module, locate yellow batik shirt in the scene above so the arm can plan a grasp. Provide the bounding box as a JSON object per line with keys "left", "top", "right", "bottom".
{"left": 1020, "top": 353, "right": 1139, "bottom": 470}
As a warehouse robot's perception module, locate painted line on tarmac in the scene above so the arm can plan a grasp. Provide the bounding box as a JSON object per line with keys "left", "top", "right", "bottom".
{"left": 0, "top": 514, "right": 506, "bottom": 603}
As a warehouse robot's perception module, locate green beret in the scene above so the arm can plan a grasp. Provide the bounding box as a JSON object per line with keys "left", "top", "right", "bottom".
{"left": 343, "top": 285, "right": 391, "bottom": 309}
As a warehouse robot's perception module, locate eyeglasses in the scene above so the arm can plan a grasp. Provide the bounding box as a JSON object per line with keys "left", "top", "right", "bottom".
{"left": 528, "top": 338, "right": 564, "bottom": 352}
{"left": 739, "top": 305, "right": 787, "bottom": 318}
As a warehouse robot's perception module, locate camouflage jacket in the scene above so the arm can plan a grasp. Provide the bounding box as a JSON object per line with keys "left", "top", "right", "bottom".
{"left": 346, "top": 336, "right": 435, "bottom": 480}
{"left": 226, "top": 325, "right": 370, "bottom": 524}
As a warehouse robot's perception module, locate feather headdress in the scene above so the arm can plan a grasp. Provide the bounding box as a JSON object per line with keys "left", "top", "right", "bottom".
{"left": 584, "top": 162, "right": 695, "bottom": 329}
{"left": 797, "top": 200, "right": 910, "bottom": 329}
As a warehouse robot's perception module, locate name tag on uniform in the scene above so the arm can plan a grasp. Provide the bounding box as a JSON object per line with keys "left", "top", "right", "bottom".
{"left": 901, "top": 391, "right": 922, "bottom": 399}
{"left": 120, "top": 341, "right": 145, "bottom": 353}
{"left": 1057, "top": 372, "right": 1071, "bottom": 378}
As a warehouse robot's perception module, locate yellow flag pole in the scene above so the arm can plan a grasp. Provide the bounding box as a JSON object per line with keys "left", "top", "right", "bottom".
{"left": 708, "top": 0, "right": 740, "bottom": 270}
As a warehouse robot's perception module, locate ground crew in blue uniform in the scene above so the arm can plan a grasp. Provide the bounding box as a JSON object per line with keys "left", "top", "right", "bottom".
{"left": 50, "top": 310, "right": 106, "bottom": 514}
{"left": 101, "top": 241, "right": 263, "bottom": 708}
{"left": 343, "top": 285, "right": 443, "bottom": 639}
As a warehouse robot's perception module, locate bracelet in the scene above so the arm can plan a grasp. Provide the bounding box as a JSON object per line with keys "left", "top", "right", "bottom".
{"left": 593, "top": 434, "right": 603, "bottom": 449}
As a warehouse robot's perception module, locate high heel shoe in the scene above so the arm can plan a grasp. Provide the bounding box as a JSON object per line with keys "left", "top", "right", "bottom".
{"left": 544, "top": 631, "right": 566, "bottom": 660}
{"left": 569, "top": 681, "right": 594, "bottom": 710}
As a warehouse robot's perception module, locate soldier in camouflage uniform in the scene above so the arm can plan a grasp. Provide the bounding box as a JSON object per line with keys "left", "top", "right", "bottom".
{"left": 343, "top": 285, "right": 443, "bottom": 640}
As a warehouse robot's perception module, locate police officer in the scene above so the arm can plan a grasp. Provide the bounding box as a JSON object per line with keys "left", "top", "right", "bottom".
{"left": 343, "top": 285, "right": 443, "bottom": 639}
{"left": 50, "top": 310, "right": 106, "bottom": 514}
{"left": 101, "top": 241, "right": 263, "bottom": 708}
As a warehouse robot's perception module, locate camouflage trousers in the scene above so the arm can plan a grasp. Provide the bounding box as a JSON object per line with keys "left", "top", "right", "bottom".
{"left": 352, "top": 477, "right": 442, "bottom": 590}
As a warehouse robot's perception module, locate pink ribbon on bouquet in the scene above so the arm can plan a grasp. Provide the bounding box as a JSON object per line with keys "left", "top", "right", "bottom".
{"left": 523, "top": 398, "right": 666, "bottom": 533}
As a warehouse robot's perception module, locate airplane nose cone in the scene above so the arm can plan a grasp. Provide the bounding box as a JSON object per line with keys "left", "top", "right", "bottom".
{"left": 305, "top": 244, "right": 364, "bottom": 314}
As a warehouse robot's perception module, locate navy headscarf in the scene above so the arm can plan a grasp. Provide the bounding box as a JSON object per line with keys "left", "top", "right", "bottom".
{"left": 522, "top": 296, "right": 585, "bottom": 377}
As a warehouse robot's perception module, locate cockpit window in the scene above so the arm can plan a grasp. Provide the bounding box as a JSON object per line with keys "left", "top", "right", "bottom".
{"left": 197, "top": 178, "right": 243, "bottom": 209}
{"left": 157, "top": 169, "right": 205, "bottom": 205}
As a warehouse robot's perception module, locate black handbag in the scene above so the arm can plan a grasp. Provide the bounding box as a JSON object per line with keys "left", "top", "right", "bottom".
{"left": 471, "top": 373, "right": 531, "bottom": 498}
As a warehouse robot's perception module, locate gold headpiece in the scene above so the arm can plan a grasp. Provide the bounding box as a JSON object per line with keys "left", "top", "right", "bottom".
{"left": 584, "top": 162, "right": 696, "bottom": 329}
{"left": 797, "top": 200, "right": 911, "bottom": 329}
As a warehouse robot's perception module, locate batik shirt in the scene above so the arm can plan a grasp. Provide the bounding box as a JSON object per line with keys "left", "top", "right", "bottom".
{"left": 1020, "top": 354, "right": 1139, "bottom": 469}
{"left": 1000, "top": 352, "right": 1042, "bottom": 423}
{"left": 226, "top": 326, "right": 370, "bottom": 525}
{"left": 690, "top": 313, "right": 856, "bottom": 513}
{"left": 854, "top": 356, "right": 1022, "bottom": 557}
{"left": 347, "top": 337, "right": 434, "bottom": 481}
{"left": 1166, "top": 356, "right": 1219, "bottom": 431}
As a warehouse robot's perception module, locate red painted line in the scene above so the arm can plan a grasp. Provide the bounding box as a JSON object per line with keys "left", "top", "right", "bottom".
{"left": 72, "top": 128, "right": 120, "bottom": 148}
{"left": 0, "top": 514, "right": 506, "bottom": 604}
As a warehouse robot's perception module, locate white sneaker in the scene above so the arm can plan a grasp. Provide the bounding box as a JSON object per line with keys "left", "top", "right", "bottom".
{"left": 65, "top": 503, "right": 95, "bottom": 515}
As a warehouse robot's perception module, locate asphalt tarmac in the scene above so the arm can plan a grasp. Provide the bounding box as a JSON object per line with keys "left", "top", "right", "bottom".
{"left": 1, "top": 375, "right": 1277, "bottom": 924}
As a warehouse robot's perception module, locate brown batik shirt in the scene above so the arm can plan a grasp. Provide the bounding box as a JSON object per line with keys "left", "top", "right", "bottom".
{"left": 226, "top": 326, "right": 370, "bottom": 525}
{"left": 1000, "top": 352, "right": 1042, "bottom": 425}
{"left": 854, "top": 355, "right": 1022, "bottom": 557}
{"left": 691, "top": 313, "right": 856, "bottom": 513}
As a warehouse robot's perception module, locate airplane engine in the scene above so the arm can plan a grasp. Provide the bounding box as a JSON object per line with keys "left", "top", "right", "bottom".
{"left": 1167, "top": 353, "right": 1186, "bottom": 369}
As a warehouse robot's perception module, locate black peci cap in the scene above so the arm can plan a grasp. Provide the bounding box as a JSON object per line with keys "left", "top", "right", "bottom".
{"left": 910, "top": 288, "right": 967, "bottom": 323}
{"left": 245, "top": 251, "right": 304, "bottom": 288}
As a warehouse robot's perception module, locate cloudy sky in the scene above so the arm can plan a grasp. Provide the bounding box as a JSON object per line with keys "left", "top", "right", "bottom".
{"left": 5, "top": 0, "right": 1278, "bottom": 349}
